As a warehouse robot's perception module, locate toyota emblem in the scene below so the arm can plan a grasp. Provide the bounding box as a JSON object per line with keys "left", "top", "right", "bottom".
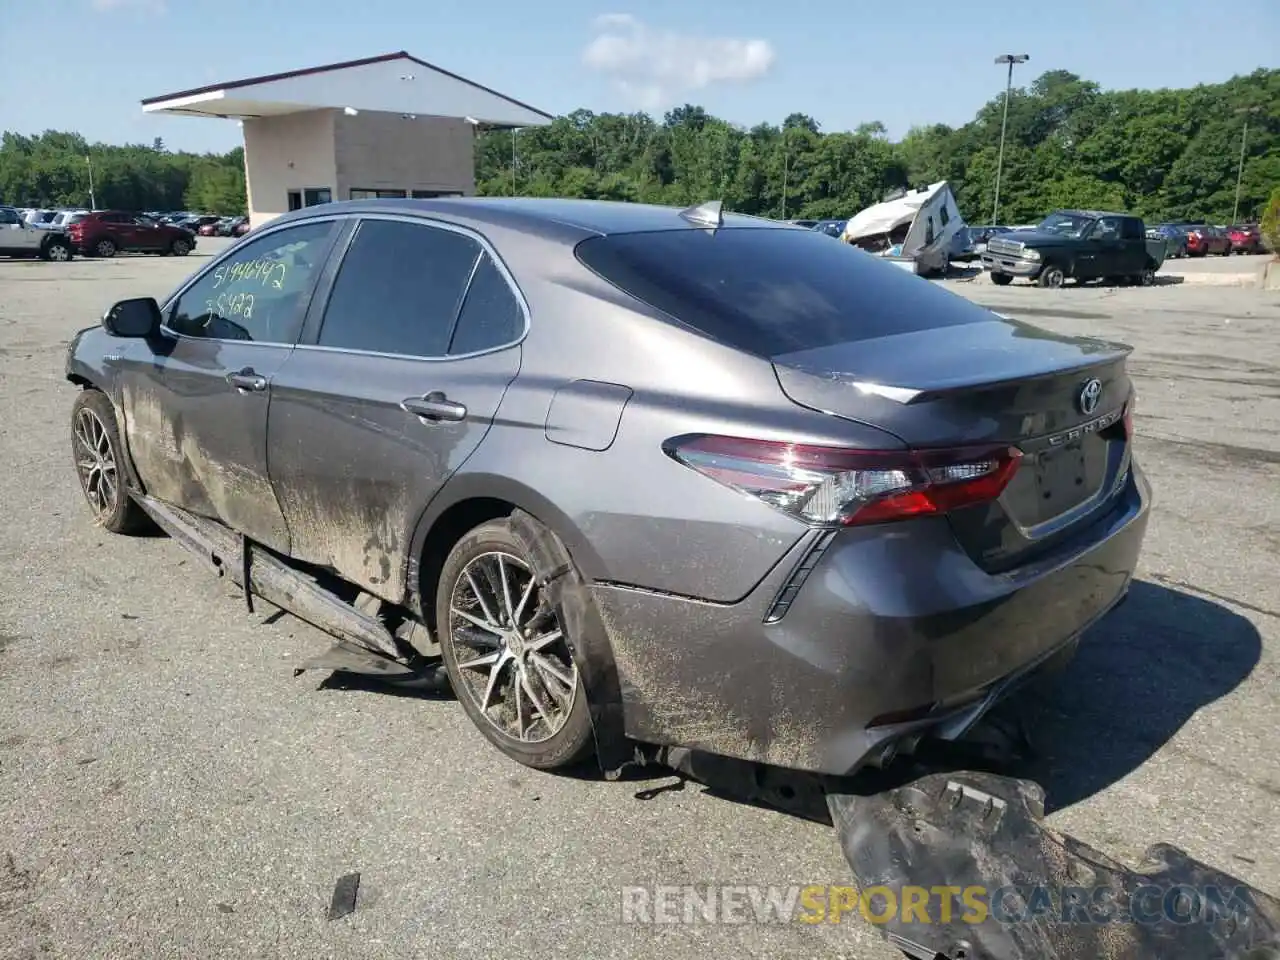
{"left": 1078, "top": 378, "right": 1102, "bottom": 415}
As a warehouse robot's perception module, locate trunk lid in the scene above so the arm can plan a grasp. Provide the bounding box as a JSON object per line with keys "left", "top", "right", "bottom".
{"left": 772, "top": 317, "right": 1134, "bottom": 571}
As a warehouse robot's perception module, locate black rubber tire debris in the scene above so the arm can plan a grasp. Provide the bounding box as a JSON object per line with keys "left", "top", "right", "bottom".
{"left": 327, "top": 872, "right": 360, "bottom": 921}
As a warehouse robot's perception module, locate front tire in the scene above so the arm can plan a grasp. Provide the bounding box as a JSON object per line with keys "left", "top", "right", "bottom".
{"left": 41, "top": 239, "right": 72, "bottom": 262}
{"left": 70, "top": 390, "right": 149, "bottom": 534}
{"left": 436, "top": 517, "right": 594, "bottom": 770}
{"left": 990, "top": 272, "right": 1013, "bottom": 286}
{"left": 1037, "top": 264, "right": 1065, "bottom": 288}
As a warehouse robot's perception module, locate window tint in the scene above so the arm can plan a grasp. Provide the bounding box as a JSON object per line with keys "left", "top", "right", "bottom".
{"left": 1094, "top": 217, "right": 1122, "bottom": 239}
{"left": 939, "top": 204, "right": 950, "bottom": 227}
{"left": 1119, "top": 218, "right": 1143, "bottom": 241}
{"left": 0, "top": 208, "right": 19, "bottom": 225}
{"left": 575, "top": 228, "right": 989, "bottom": 357}
{"left": 168, "top": 219, "right": 334, "bottom": 343}
{"left": 317, "top": 219, "right": 480, "bottom": 357}
{"left": 448, "top": 252, "right": 523, "bottom": 354}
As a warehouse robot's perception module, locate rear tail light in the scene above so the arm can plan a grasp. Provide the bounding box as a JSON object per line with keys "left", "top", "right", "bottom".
{"left": 663, "top": 435, "right": 1022, "bottom": 527}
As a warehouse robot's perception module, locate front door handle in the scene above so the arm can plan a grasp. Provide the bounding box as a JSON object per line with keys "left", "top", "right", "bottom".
{"left": 226, "top": 367, "right": 268, "bottom": 392}
{"left": 401, "top": 391, "right": 467, "bottom": 422}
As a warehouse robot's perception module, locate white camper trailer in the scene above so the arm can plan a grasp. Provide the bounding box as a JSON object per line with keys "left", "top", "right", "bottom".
{"left": 841, "top": 181, "right": 966, "bottom": 276}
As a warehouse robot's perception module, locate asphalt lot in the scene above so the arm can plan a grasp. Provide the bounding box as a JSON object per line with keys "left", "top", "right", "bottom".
{"left": 1, "top": 244, "right": 1278, "bottom": 959}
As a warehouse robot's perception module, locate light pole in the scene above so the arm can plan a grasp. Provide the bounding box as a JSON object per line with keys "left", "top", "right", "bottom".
{"left": 85, "top": 154, "right": 97, "bottom": 210}
{"left": 779, "top": 130, "right": 789, "bottom": 221}
{"left": 1232, "top": 106, "right": 1262, "bottom": 225}
{"left": 991, "top": 54, "right": 1029, "bottom": 226}
{"left": 511, "top": 128, "right": 518, "bottom": 196}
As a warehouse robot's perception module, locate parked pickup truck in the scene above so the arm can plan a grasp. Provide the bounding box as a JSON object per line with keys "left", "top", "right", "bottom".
{"left": 982, "top": 210, "right": 1166, "bottom": 288}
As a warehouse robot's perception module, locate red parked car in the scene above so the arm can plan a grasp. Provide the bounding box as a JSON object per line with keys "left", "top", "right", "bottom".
{"left": 69, "top": 211, "right": 197, "bottom": 258}
{"left": 1227, "top": 223, "right": 1262, "bottom": 255}
{"left": 1183, "top": 225, "right": 1232, "bottom": 257}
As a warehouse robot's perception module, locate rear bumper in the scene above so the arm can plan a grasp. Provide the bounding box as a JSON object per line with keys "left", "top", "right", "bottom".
{"left": 595, "top": 461, "right": 1150, "bottom": 775}
{"left": 981, "top": 254, "right": 1042, "bottom": 277}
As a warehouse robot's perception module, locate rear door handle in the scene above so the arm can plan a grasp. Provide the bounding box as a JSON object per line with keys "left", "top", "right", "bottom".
{"left": 226, "top": 367, "right": 268, "bottom": 392}
{"left": 401, "top": 391, "right": 467, "bottom": 422}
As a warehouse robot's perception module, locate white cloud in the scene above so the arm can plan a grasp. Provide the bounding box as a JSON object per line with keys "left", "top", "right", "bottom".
{"left": 91, "top": 0, "right": 167, "bottom": 13}
{"left": 582, "top": 14, "right": 775, "bottom": 112}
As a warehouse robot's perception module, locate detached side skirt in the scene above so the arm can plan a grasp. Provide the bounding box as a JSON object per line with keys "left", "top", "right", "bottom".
{"left": 136, "top": 495, "right": 420, "bottom": 678}
{"left": 828, "top": 771, "right": 1280, "bottom": 960}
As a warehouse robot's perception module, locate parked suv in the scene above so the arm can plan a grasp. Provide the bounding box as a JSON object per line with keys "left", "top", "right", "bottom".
{"left": 1184, "top": 225, "right": 1231, "bottom": 257}
{"left": 0, "top": 206, "right": 74, "bottom": 260}
{"left": 1227, "top": 223, "right": 1262, "bottom": 255}
{"left": 69, "top": 211, "right": 197, "bottom": 258}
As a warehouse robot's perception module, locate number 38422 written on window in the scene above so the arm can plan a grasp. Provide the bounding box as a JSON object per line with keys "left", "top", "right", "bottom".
{"left": 205, "top": 256, "right": 292, "bottom": 319}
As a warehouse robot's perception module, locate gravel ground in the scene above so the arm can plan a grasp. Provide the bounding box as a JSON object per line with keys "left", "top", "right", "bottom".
{"left": 1, "top": 248, "right": 1277, "bottom": 959}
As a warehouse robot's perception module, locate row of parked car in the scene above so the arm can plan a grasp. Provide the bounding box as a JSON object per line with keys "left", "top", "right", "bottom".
{"left": 794, "top": 215, "right": 1266, "bottom": 262}
{"left": 2, "top": 206, "right": 253, "bottom": 261}
{"left": 142, "top": 212, "right": 250, "bottom": 237}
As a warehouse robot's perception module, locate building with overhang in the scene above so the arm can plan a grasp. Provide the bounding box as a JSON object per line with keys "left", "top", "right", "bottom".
{"left": 141, "top": 51, "right": 553, "bottom": 227}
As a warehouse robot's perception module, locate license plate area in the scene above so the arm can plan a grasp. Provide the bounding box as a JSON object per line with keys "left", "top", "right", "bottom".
{"left": 1029, "top": 439, "right": 1106, "bottom": 524}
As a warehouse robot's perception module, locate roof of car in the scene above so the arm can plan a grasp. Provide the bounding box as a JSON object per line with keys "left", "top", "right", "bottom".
{"left": 1056, "top": 209, "right": 1135, "bottom": 220}
{"left": 269, "top": 197, "right": 789, "bottom": 240}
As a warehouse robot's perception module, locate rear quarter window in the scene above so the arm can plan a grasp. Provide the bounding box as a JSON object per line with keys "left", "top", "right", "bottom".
{"left": 574, "top": 227, "right": 990, "bottom": 357}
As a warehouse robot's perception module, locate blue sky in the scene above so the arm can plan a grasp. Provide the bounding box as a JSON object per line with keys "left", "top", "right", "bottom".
{"left": 3, "top": 0, "right": 1277, "bottom": 154}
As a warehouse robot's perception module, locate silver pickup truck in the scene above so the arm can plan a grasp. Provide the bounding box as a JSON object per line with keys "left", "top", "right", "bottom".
{"left": 0, "top": 206, "right": 75, "bottom": 261}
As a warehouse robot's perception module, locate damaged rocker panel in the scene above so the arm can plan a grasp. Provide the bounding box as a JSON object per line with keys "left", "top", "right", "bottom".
{"left": 135, "top": 495, "right": 422, "bottom": 677}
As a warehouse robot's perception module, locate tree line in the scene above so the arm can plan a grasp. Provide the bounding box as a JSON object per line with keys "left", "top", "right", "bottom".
{"left": 3, "top": 67, "right": 1276, "bottom": 226}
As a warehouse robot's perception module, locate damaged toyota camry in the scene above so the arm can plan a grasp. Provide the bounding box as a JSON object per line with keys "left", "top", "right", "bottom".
{"left": 65, "top": 197, "right": 1149, "bottom": 777}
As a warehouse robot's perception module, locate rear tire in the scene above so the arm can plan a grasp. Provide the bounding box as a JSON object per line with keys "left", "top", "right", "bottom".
{"left": 1037, "top": 265, "right": 1065, "bottom": 288}
{"left": 93, "top": 237, "right": 117, "bottom": 258}
{"left": 70, "top": 390, "right": 149, "bottom": 535}
{"left": 990, "top": 272, "right": 1013, "bottom": 286}
{"left": 170, "top": 237, "right": 191, "bottom": 256}
{"left": 436, "top": 516, "right": 594, "bottom": 770}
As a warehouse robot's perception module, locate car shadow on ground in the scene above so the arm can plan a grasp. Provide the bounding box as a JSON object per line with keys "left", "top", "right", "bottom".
{"left": 1005, "top": 578, "right": 1261, "bottom": 813}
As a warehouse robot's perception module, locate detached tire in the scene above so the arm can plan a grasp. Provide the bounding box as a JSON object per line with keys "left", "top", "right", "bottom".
{"left": 1037, "top": 265, "right": 1066, "bottom": 288}
{"left": 41, "top": 238, "right": 72, "bottom": 262}
{"left": 436, "top": 515, "right": 594, "bottom": 770}
{"left": 70, "top": 390, "right": 149, "bottom": 534}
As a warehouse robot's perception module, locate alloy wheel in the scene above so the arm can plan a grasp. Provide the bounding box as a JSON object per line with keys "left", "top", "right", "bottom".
{"left": 47, "top": 244, "right": 70, "bottom": 262}
{"left": 447, "top": 551, "right": 579, "bottom": 744}
{"left": 73, "top": 407, "right": 118, "bottom": 518}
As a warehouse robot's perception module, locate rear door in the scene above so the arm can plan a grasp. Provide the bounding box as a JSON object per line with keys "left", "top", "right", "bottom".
{"left": 117, "top": 216, "right": 342, "bottom": 551}
{"left": 101, "top": 212, "right": 140, "bottom": 250}
{"left": 266, "top": 215, "right": 525, "bottom": 602}
{"left": 1080, "top": 216, "right": 1126, "bottom": 278}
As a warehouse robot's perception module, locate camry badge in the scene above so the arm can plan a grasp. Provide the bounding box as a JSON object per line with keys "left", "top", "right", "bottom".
{"left": 1078, "top": 378, "right": 1102, "bottom": 415}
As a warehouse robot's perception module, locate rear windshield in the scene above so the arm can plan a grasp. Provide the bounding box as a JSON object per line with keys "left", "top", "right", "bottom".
{"left": 574, "top": 227, "right": 987, "bottom": 357}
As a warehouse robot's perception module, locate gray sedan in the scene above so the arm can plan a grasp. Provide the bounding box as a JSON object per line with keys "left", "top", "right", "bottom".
{"left": 65, "top": 197, "right": 1149, "bottom": 777}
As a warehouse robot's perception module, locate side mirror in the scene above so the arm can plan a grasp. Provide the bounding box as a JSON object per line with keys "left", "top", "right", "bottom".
{"left": 103, "top": 297, "right": 162, "bottom": 338}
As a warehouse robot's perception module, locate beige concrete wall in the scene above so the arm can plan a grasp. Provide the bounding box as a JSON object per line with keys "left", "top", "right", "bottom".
{"left": 242, "top": 110, "right": 337, "bottom": 227}
{"left": 334, "top": 112, "right": 475, "bottom": 199}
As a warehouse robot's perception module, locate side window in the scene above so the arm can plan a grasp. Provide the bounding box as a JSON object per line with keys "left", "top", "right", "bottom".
{"left": 448, "top": 252, "right": 524, "bottom": 355}
{"left": 168, "top": 219, "right": 334, "bottom": 343}
{"left": 1095, "top": 217, "right": 1121, "bottom": 239}
{"left": 939, "top": 204, "right": 950, "bottom": 227}
{"left": 0, "top": 208, "right": 19, "bottom": 225}
{"left": 1119, "top": 218, "right": 1143, "bottom": 241}
{"left": 317, "top": 219, "right": 480, "bottom": 357}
